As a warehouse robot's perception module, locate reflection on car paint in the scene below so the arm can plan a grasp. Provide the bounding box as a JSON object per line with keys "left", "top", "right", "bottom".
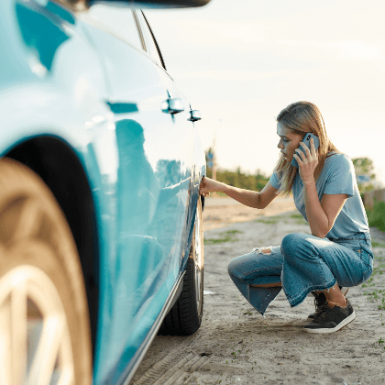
{"left": 16, "top": 2, "right": 70, "bottom": 73}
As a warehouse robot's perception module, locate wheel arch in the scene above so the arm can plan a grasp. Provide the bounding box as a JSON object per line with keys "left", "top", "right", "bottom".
{"left": 5, "top": 135, "right": 100, "bottom": 355}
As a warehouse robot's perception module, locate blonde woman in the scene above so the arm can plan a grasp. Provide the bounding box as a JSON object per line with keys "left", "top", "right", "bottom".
{"left": 199, "top": 101, "right": 373, "bottom": 333}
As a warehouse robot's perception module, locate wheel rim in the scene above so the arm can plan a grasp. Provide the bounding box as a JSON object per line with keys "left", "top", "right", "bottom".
{"left": 0, "top": 265, "right": 75, "bottom": 385}
{"left": 194, "top": 208, "right": 203, "bottom": 315}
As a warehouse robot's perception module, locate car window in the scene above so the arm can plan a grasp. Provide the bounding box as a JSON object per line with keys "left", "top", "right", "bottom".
{"left": 135, "top": 11, "right": 165, "bottom": 69}
{"left": 86, "top": 5, "right": 144, "bottom": 51}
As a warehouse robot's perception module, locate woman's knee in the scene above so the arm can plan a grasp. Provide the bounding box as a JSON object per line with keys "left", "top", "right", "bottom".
{"left": 227, "top": 259, "right": 236, "bottom": 277}
{"left": 228, "top": 257, "right": 242, "bottom": 278}
{"left": 227, "top": 257, "right": 243, "bottom": 279}
{"left": 281, "top": 233, "right": 308, "bottom": 259}
{"left": 227, "top": 254, "right": 253, "bottom": 279}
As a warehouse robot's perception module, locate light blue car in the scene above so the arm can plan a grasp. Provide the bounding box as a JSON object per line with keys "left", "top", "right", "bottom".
{"left": 0, "top": 0, "right": 209, "bottom": 384}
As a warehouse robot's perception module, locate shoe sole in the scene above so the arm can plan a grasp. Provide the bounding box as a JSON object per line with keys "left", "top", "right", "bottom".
{"left": 304, "top": 311, "right": 356, "bottom": 334}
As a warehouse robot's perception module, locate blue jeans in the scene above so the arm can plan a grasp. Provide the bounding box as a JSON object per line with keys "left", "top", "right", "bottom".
{"left": 228, "top": 232, "right": 373, "bottom": 315}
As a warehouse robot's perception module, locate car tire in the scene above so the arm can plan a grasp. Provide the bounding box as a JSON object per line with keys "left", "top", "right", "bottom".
{"left": 159, "top": 198, "right": 204, "bottom": 336}
{"left": 0, "top": 158, "right": 92, "bottom": 385}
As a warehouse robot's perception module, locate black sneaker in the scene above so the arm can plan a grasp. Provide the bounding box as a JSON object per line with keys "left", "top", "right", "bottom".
{"left": 308, "top": 287, "right": 349, "bottom": 319}
{"left": 308, "top": 292, "right": 327, "bottom": 319}
{"left": 304, "top": 299, "right": 356, "bottom": 334}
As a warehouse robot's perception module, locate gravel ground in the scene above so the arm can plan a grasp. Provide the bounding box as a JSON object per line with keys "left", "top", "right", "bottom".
{"left": 132, "top": 205, "right": 385, "bottom": 385}
{"left": 202, "top": 196, "right": 296, "bottom": 231}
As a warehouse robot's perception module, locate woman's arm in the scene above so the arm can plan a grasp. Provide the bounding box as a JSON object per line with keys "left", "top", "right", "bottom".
{"left": 304, "top": 181, "right": 348, "bottom": 238}
{"left": 294, "top": 139, "right": 348, "bottom": 238}
{"left": 199, "top": 177, "right": 280, "bottom": 209}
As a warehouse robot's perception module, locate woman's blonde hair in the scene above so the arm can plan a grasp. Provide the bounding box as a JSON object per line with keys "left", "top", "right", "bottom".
{"left": 275, "top": 101, "right": 340, "bottom": 195}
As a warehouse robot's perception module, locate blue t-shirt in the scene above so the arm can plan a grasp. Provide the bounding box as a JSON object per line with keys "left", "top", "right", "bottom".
{"left": 269, "top": 153, "right": 369, "bottom": 239}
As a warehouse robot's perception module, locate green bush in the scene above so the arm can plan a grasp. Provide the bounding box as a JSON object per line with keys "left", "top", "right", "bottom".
{"left": 366, "top": 199, "right": 385, "bottom": 232}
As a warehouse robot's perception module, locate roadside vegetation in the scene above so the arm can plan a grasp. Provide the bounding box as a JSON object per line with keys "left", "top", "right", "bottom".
{"left": 205, "top": 166, "right": 270, "bottom": 192}
{"left": 254, "top": 213, "right": 307, "bottom": 226}
{"left": 204, "top": 155, "right": 381, "bottom": 194}
{"left": 366, "top": 199, "right": 385, "bottom": 233}
{"left": 255, "top": 217, "right": 279, "bottom": 225}
{"left": 353, "top": 157, "right": 378, "bottom": 193}
{"left": 362, "top": 239, "right": 385, "bottom": 318}
{"left": 205, "top": 230, "right": 242, "bottom": 245}
{"left": 205, "top": 148, "right": 269, "bottom": 192}
{"left": 352, "top": 157, "right": 385, "bottom": 233}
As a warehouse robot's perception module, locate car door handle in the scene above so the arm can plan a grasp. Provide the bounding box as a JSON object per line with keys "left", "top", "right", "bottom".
{"left": 162, "top": 98, "right": 185, "bottom": 114}
{"left": 188, "top": 110, "right": 202, "bottom": 122}
{"left": 105, "top": 101, "right": 138, "bottom": 114}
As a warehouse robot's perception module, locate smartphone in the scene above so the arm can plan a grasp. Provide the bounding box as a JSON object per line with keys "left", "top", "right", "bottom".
{"left": 291, "top": 133, "right": 320, "bottom": 168}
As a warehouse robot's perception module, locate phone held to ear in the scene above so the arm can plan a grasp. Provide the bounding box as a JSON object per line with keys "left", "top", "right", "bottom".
{"left": 291, "top": 133, "right": 320, "bottom": 168}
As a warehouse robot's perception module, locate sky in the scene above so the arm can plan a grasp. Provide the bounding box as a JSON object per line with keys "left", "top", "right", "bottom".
{"left": 145, "top": 0, "right": 385, "bottom": 184}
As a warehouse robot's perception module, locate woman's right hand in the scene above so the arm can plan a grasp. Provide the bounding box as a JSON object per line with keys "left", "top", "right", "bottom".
{"left": 199, "top": 177, "right": 223, "bottom": 197}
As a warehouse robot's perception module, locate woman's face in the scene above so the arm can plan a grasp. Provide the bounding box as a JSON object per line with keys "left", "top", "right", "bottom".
{"left": 277, "top": 121, "right": 305, "bottom": 163}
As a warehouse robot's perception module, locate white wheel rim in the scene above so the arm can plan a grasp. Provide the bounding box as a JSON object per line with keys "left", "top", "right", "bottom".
{"left": 194, "top": 208, "right": 203, "bottom": 315}
{"left": 0, "top": 265, "right": 75, "bottom": 385}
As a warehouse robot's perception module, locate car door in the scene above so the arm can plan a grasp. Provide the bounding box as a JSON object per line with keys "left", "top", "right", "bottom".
{"left": 134, "top": 9, "right": 198, "bottom": 271}
{"left": 79, "top": 6, "right": 195, "bottom": 381}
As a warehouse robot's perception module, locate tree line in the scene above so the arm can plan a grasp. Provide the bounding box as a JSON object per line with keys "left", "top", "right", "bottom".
{"left": 206, "top": 151, "right": 380, "bottom": 195}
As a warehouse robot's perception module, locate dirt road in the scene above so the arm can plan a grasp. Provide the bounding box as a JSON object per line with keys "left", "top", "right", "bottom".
{"left": 133, "top": 199, "right": 385, "bottom": 385}
{"left": 202, "top": 196, "right": 296, "bottom": 231}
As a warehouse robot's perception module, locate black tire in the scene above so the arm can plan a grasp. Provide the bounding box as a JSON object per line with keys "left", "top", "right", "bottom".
{"left": 0, "top": 158, "right": 92, "bottom": 384}
{"left": 159, "top": 198, "right": 204, "bottom": 336}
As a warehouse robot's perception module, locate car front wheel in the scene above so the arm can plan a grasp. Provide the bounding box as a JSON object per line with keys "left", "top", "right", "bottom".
{"left": 0, "top": 158, "right": 92, "bottom": 385}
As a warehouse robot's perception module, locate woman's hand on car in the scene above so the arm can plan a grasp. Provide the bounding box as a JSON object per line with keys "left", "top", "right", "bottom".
{"left": 199, "top": 177, "right": 222, "bottom": 197}
{"left": 293, "top": 138, "right": 319, "bottom": 184}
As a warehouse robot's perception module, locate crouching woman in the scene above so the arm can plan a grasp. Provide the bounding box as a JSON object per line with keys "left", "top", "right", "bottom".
{"left": 199, "top": 101, "right": 373, "bottom": 334}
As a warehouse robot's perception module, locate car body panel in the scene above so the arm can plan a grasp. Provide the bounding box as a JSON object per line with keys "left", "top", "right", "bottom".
{"left": 0, "top": 0, "right": 206, "bottom": 383}
{"left": 80, "top": 15, "right": 197, "bottom": 382}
